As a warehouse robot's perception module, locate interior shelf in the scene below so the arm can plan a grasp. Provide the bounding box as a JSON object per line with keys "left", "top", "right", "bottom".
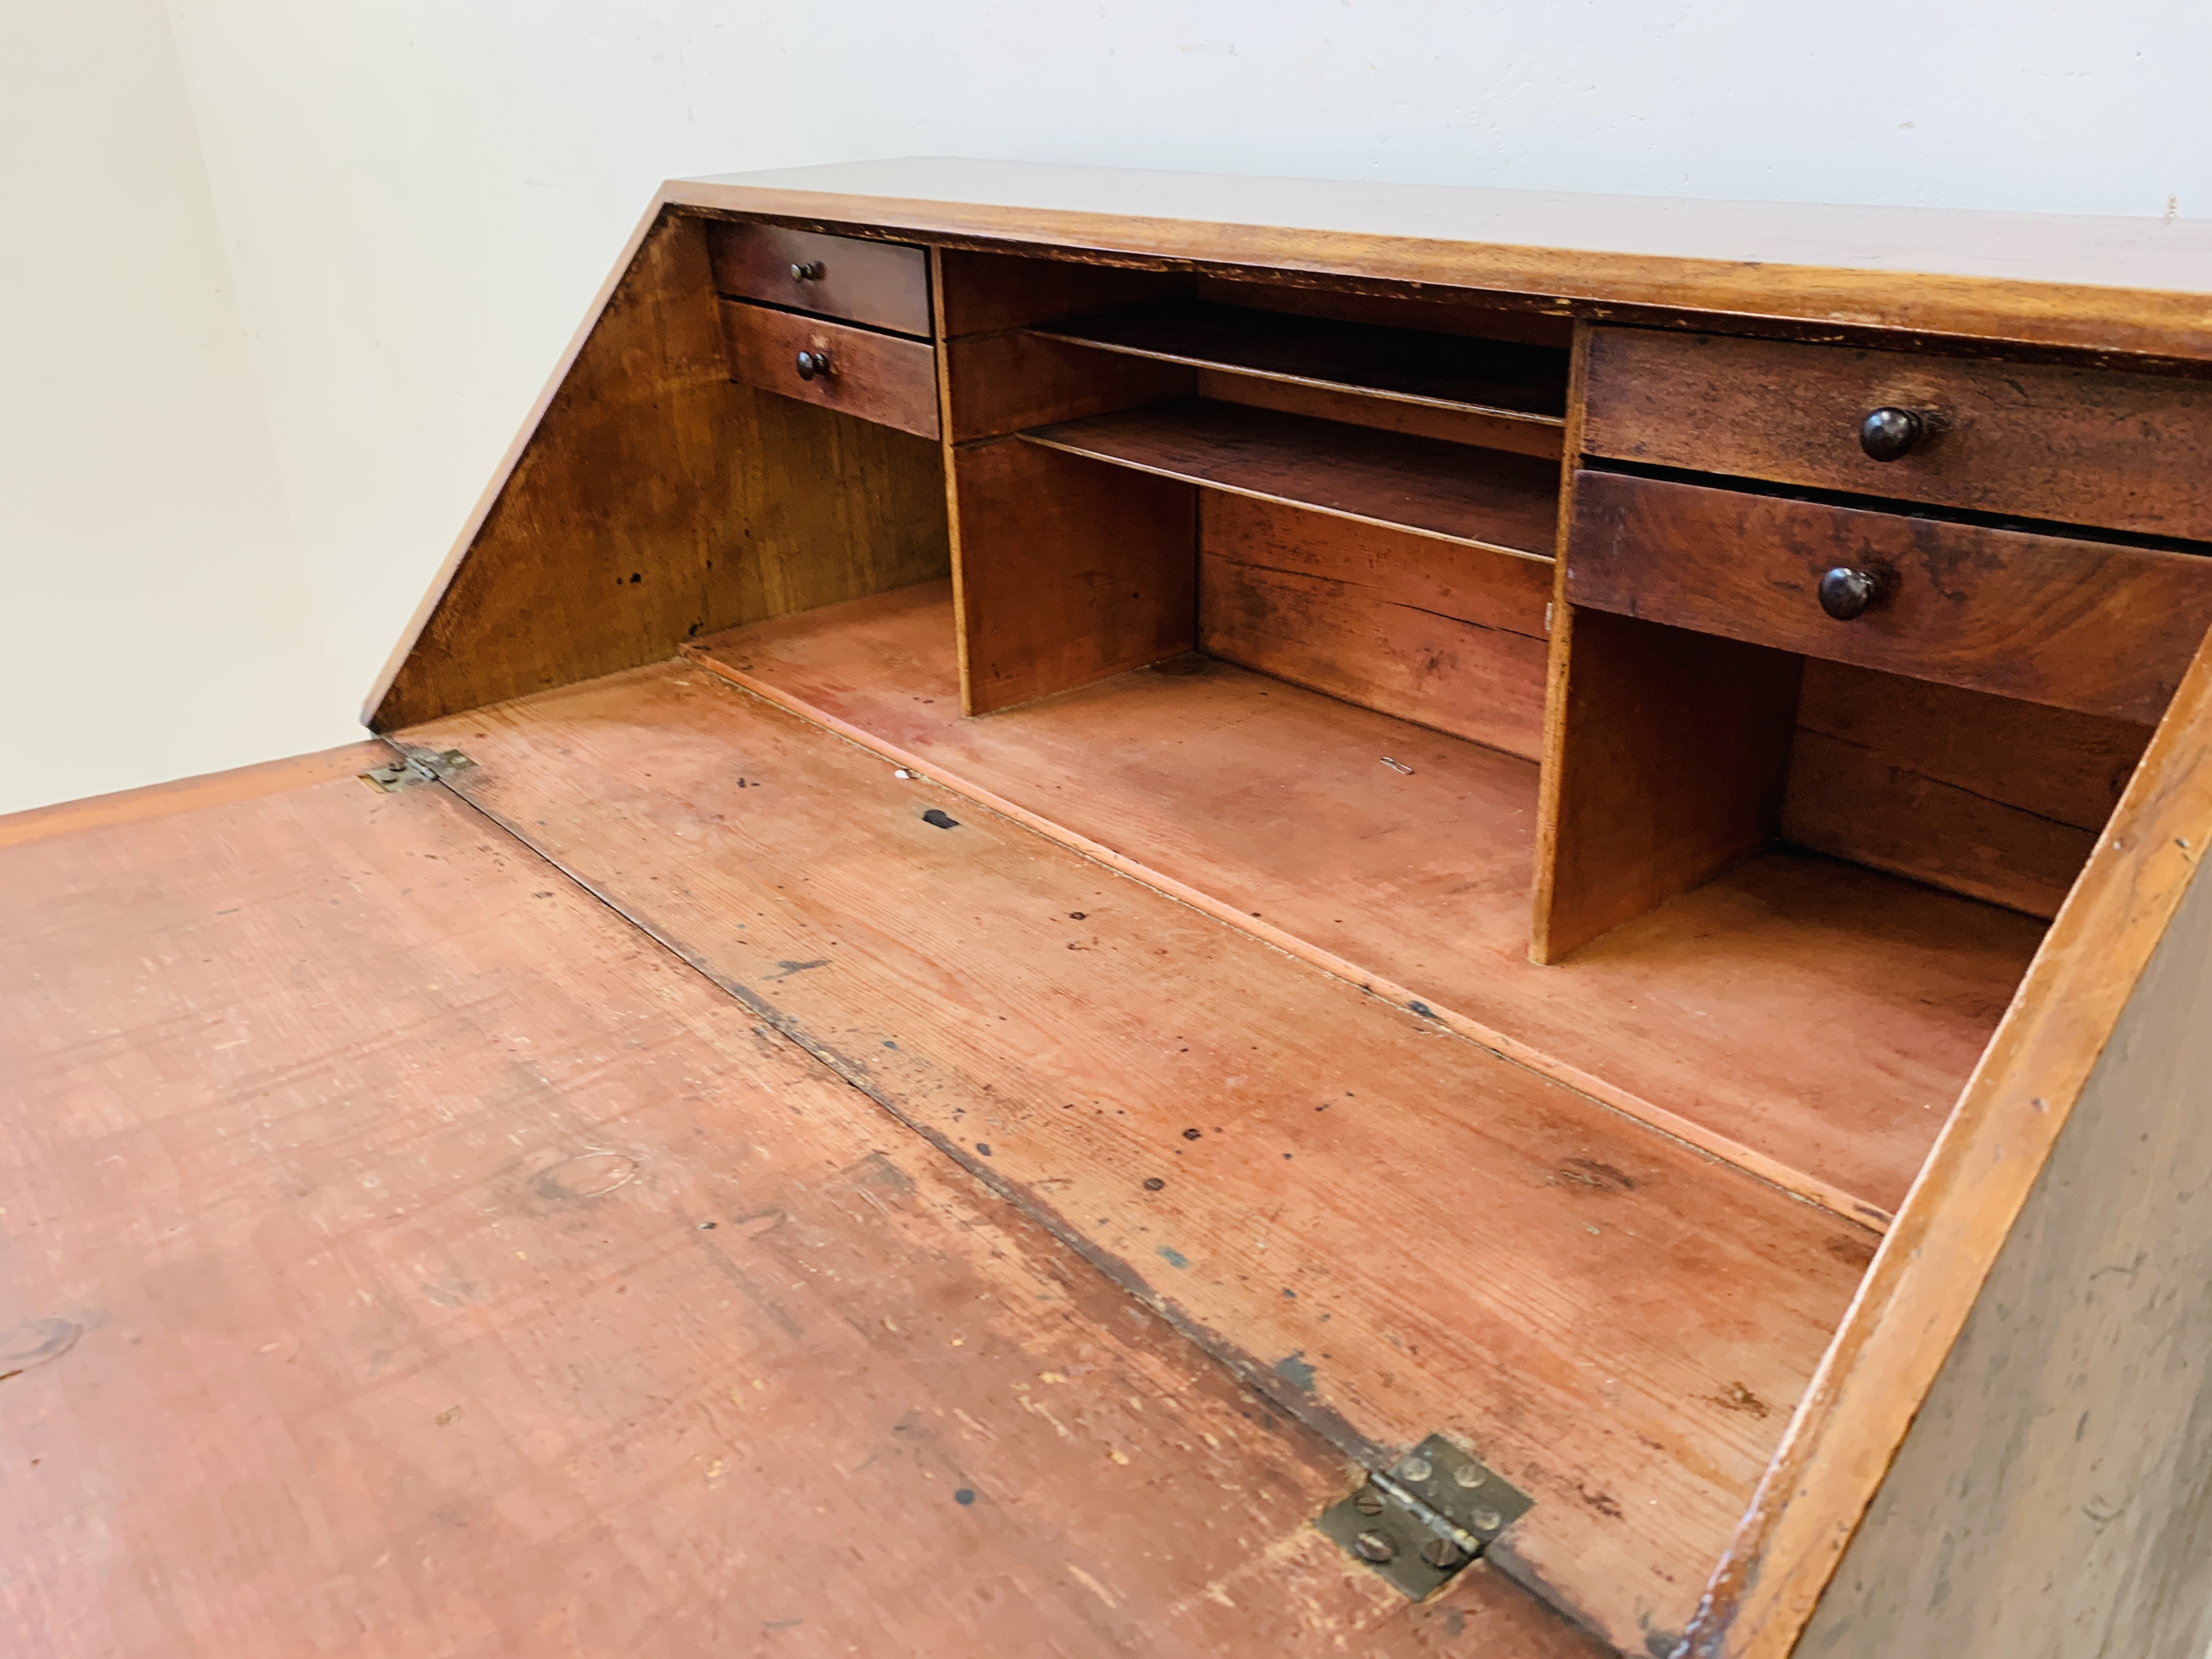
{"left": 685, "top": 579, "right": 2049, "bottom": 1226}
{"left": 1031, "top": 300, "right": 1570, "bottom": 424}
{"left": 1020, "top": 398, "right": 1561, "bottom": 557}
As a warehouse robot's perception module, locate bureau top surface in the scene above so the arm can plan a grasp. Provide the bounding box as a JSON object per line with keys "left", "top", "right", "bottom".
{"left": 673, "top": 156, "right": 2212, "bottom": 360}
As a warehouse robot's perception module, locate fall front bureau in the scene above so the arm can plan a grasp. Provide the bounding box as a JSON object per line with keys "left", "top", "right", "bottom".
{"left": 12, "top": 159, "right": 2212, "bottom": 1659}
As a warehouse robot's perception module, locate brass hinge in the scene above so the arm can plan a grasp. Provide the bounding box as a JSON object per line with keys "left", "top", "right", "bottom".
{"left": 1314, "top": 1434, "right": 1533, "bottom": 1599}
{"left": 360, "top": 748, "right": 477, "bottom": 793}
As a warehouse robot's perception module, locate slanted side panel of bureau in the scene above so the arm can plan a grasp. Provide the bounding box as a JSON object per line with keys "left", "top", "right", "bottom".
{"left": 1796, "top": 850, "right": 2212, "bottom": 1659}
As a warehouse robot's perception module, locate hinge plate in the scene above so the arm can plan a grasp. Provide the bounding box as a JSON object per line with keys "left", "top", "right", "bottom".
{"left": 360, "top": 748, "right": 477, "bottom": 793}
{"left": 1313, "top": 1434, "right": 1533, "bottom": 1599}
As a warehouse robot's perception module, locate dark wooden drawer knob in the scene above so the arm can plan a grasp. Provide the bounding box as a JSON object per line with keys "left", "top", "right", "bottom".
{"left": 794, "top": 349, "right": 833, "bottom": 381}
{"left": 1858, "top": 407, "right": 1924, "bottom": 462}
{"left": 789, "top": 261, "right": 822, "bottom": 281}
{"left": 1818, "top": 566, "right": 1882, "bottom": 620}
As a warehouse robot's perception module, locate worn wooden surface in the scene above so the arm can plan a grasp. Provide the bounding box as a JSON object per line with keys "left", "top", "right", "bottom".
{"left": 1024, "top": 400, "right": 1560, "bottom": 558}
{"left": 706, "top": 219, "right": 934, "bottom": 336}
{"left": 1798, "top": 844, "right": 2212, "bottom": 1658}
{"left": 1190, "top": 277, "right": 1578, "bottom": 349}
{"left": 672, "top": 159, "right": 2212, "bottom": 361}
{"left": 1680, "top": 628, "right": 2212, "bottom": 1659}
{"left": 369, "top": 208, "right": 949, "bottom": 732}
{"left": 949, "top": 439, "right": 1196, "bottom": 714}
{"left": 1582, "top": 327, "right": 2212, "bottom": 542}
{"left": 1198, "top": 494, "right": 1551, "bottom": 760}
{"left": 1781, "top": 661, "right": 2150, "bottom": 919}
{"left": 1531, "top": 608, "right": 1803, "bottom": 963}
{"left": 400, "top": 662, "right": 1878, "bottom": 1657}
{"left": 685, "top": 583, "right": 2039, "bottom": 1225}
{"left": 718, "top": 300, "right": 941, "bottom": 439}
{"left": 1031, "top": 301, "right": 1569, "bottom": 421}
{"left": 0, "top": 753, "right": 1609, "bottom": 1659}
{"left": 1567, "top": 469, "right": 2212, "bottom": 725}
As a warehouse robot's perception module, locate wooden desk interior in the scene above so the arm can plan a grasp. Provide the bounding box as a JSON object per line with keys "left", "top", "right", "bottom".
{"left": 15, "top": 159, "right": 2212, "bottom": 1659}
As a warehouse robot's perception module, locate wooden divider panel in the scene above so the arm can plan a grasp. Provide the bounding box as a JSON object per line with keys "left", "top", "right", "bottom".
{"left": 370, "top": 207, "right": 947, "bottom": 731}
{"left": 1200, "top": 495, "right": 1552, "bottom": 758}
{"left": 1532, "top": 608, "right": 1804, "bottom": 963}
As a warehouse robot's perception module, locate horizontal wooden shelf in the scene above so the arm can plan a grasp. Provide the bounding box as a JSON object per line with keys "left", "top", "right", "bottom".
{"left": 1032, "top": 301, "right": 1570, "bottom": 424}
{"left": 1019, "top": 399, "right": 1561, "bottom": 558}
{"left": 686, "top": 580, "right": 2049, "bottom": 1227}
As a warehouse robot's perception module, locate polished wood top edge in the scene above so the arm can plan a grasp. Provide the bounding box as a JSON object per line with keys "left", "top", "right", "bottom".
{"left": 0, "top": 741, "right": 390, "bottom": 850}
{"left": 663, "top": 174, "right": 2212, "bottom": 363}
{"left": 1681, "top": 623, "right": 2212, "bottom": 1658}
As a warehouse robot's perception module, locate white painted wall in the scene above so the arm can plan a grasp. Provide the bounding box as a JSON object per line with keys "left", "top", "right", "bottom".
{"left": 7, "top": 1, "right": 2209, "bottom": 811}
{"left": 0, "top": 0, "right": 351, "bottom": 813}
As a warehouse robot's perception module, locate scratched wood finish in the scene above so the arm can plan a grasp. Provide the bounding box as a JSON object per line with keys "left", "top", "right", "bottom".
{"left": 1025, "top": 401, "right": 1560, "bottom": 557}
{"left": 705, "top": 219, "right": 933, "bottom": 336}
{"left": 1796, "top": 853, "right": 2212, "bottom": 1658}
{"left": 1199, "top": 495, "right": 1552, "bottom": 759}
{"left": 1531, "top": 607, "right": 1804, "bottom": 963}
{"left": 1567, "top": 469, "right": 2212, "bottom": 725}
{"left": 687, "top": 583, "right": 2041, "bottom": 1223}
{"left": 0, "top": 764, "right": 1607, "bottom": 1659}
{"left": 1680, "top": 628, "right": 2212, "bottom": 1659}
{"left": 369, "top": 208, "right": 949, "bottom": 732}
{"left": 1780, "top": 664, "right": 2152, "bottom": 919}
{"left": 718, "top": 300, "right": 942, "bottom": 439}
{"left": 1582, "top": 327, "right": 2212, "bottom": 542}
{"left": 402, "top": 662, "right": 1877, "bottom": 1657}
{"left": 950, "top": 439, "right": 1197, "bottom": 714}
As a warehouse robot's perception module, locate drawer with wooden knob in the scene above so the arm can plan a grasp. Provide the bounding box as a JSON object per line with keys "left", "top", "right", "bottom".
{"left": 1565, "top": 467, "right": 2212, "bottom": 723}
{"left": 706, "top": 221, "right": 933, "bottom": 338}
{"left": 717, "top": 300, "right": 941, "bottom": 440}
{"left": 1581, "top": 327, "right": 2212, "bottom": 543}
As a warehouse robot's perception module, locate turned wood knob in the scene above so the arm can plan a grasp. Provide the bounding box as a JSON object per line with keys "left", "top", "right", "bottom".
{"left": 789, "top": 261, "right": 822, "bottom": 281}
{"left": 1859, "top": 406, "right": 1924, "bottom": 462}
{"left": 794, "top": 349, "right": 832, "bottom": 381}
{"left": 1818, "top": 567, "right": 1882, "bottom": 620}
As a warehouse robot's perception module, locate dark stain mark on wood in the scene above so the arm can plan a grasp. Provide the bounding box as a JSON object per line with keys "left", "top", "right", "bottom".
{"left": 1555, "top": 1159, "right": 1636, "bottom": 1193}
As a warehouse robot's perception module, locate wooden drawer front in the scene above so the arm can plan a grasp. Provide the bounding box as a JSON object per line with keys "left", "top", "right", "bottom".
{"left": 1566, "top": 469, "right": 2212, "bottom": 723}
{"left": 1582, "top": 328, "right": 2212, "bottom": 543}
{"left": 706, "top": 222, "right": 932, "bottom": 338}
{"left": 718, "top": 301, "right": 940, "bottom": 441}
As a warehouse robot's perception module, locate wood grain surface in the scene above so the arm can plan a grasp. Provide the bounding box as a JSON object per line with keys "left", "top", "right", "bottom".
{"left": 1024, "top": 400, "right": 1561, "bottom": 557}
{"left": 670, "top": 159, "right": 2212, "bottom": 361}
{"left": 1679, "top": 625, "right": 2212, "bottom": 1659}
{"left": 949, "top": 438, "right": 1197, "bottom": 714}
{"left": 1582, "top": 327, "right": 2212, "bottom": 542}
{"left": 718, "top": 300, "right": 941, "bottom": 439}
{"left": 1198, "top": 494, "right": 1552, "bottom": 759}
{"left": 400, "top": 661, "right": 1878, "bottom": 1656}
{"left": 1531, "top": 608, "right": 1803, "bottom": 963}
{"left": 687, "top": 582, "right": 2043, "bottom": 1225}
{"left": 1798, "top": 845, "right": 2212, "bottom": 1657}
{"left": 706, "top": 219, "right": 933, "bottom": 336}
{"left": 0, "top": 757, "right": 1606, "bottom": 1659}
{"left": 368, "top": 208, "right": 949, "bottom": 732}
{"left": 1566, "top": 469, "right": 2212, "bottom": 724}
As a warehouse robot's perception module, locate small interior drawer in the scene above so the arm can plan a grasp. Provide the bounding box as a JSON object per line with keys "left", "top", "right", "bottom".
{"left": 718, "top": 300, "right": 940, "bottom": 441}
{"left": 1581, "top": 328, "right": 2212, "bottom": 543}
{"left": 706, "top": 222, "right": 933, "bottom": 338}
{"left": 1565, "top": 467, "right": 2212, "bottom": 723}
